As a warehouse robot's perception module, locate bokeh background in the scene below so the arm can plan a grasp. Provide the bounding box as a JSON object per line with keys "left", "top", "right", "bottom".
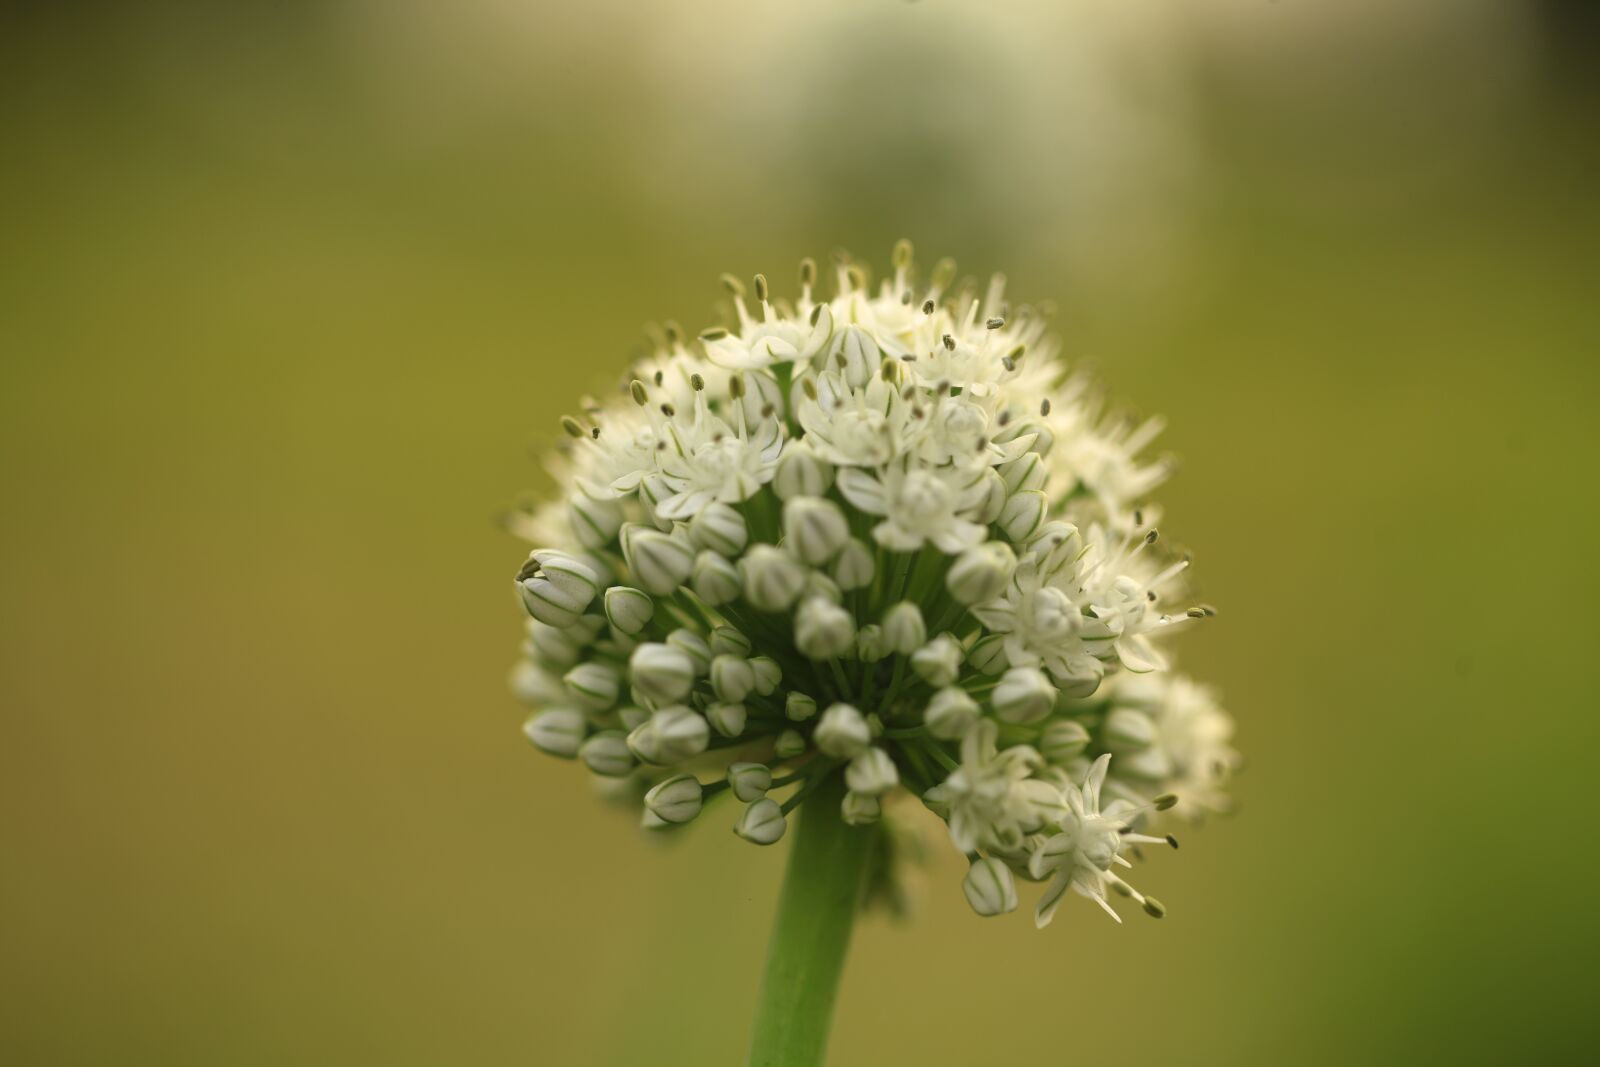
{"left": 3, "top": 1, "right": 1597, "bottom": 1064}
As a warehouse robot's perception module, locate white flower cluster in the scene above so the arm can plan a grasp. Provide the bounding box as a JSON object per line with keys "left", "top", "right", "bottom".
{"left": 508, "top": 244, "right": 1238, "bottom": 926}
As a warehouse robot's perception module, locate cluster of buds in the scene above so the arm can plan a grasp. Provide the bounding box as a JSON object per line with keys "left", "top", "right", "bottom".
{"left": 508, "top": 244, "right": 1239, "bottom": 925}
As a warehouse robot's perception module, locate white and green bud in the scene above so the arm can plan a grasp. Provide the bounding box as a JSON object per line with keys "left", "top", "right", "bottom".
{"left": 734, "top": 798, "right": 787, "bottom": 845}
{"left": 511, "top": 662, "right": 566, "bottom": 705}
{"left": 578, "top": 730, "right": 635, "bottom": 777}
{"left": 1103, "top": 706, "right": 1158, "bottom": 751}
{"left": 1000, "top": 450, "right": 1048, "bottom": 495}
{"left": 831, "top": 537, "right": 875, "bottom": 591}
{"left": 992, "top": 666, "right": 1058, "bottom": 724}
{"left": 815, "top": 703, "right": 870, "bottom": 758}
{"left": 628, "top": 642, "right": 695, "bottom": 705}
{"left": 617, "top": 705, "right": 650, "bottom": 733}
{"left": 967, "top": 632, "right": 1010, "bottom": 675}
{"left": 844, "top": 747, "right": 899, "bottom": 796}
{"left": 1039, "top": 719, "right": 1092, "bottom": 764}
{"left": 665, "top": 628, "right": 712, "bottom": 675}
{"left": 621, "top": 526, "right": 695, "bottom": 595}
{"left": 644, "top": 773, "right": 703, "bottom": 824}
{"left": 749, "top": 656, "right": 782, "bottom": 696}
{"left": 803, "top": 569, "right": 843, "bottom": 605}
{"left": 636, "top": 473, "right": 675, "bottom": 531}
{"left": 841, "top": 791, "right": 881, "bottom": 826}
{"left": 603, "top": 586, "right": 654, "bottom": 636}
{"left": 706, "top": 701, "right": 748, "bottom": 738}
{"left": 524, "top": 618, "right": 587, "bottom": 670}
{"left": 625, "top": 718, "right": 667, "bottom": 764}
{"left": 911, "top": 634, "right": 964, "bottom": 687}
{"left": 691, "top": 550, "right": 741, "bottom": 605}
{"left": 783, "top": 496, "right": 849, "bottom": 565}
{"left": 774, "top": 728, "right": 808, "bottom": 759}
{"left": 973, "top": 468, "right": 1009, "bottom": 525}
{"left": 740, "top": 545, "right": 807, "bottom": 612}
{"left": 785, "top": 691, "right": 818, "bottom": 722}
{"left": 710, "top": 654, "right": 756, "bottom": 703}
{"left": 651, "top": 706, "right": 710, "bottom": 761}
{"left": 795, "top": 597, "right": 855, "bottom": 660}
{"left": 946, "top": 542, "right": 1017, "bottom": 605}
{"left": 924, "top": 686, "right": 980, "bottom": 740}
{"left": 831, "top": 323, "right": 879, "bottom": 389}
{"left": 962, "top": 857, "right": 1019, "bottom": 917}
{"left": 568, "top": 493, "right": 625, "bottom": 549}
{"left": 855, "top": 624, "right": 887, "bottom": 663}
{"left": 728, "top": 761, "right": 772, "bottom": 802}
{"left": 881, "top": 602, "right": 927, "bottom": 655}
{"left": 563, "top": 661, "right": 622, "bottom": 711}
{"left": 517, "top": 550, "right": 600, "bottom": 627}
{"left": 689, "top": 501, "right": 749, "bottom": 557}
{"left": 773, "top": 441, "right": 834, "bottom": 500}
{"left": 998, "top": 490, "right": 1048, "bottom": 543}
{"left": 523, "top": 708, "right": 587, "bottom": 758}
{"left": 709, "top": 625, "right": 752, "bottom": 659}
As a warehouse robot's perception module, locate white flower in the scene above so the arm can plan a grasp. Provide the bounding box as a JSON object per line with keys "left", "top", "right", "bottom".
{"left": 922, "top": 721, "right": 1049, "bottom": 854}
{"left": 1103, "top": 672, "right": 1240, "bottom": 819}
{"left": 1029, "top": 755, "right": 1173, "bottom": 926}
{"left": 837, "top": 461, "right": 988, "bottom": 553}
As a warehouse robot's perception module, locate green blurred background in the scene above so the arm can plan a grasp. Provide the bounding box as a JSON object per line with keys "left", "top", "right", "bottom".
{"left": 3, "top": 1, "right": 1597, "bottom": 1063}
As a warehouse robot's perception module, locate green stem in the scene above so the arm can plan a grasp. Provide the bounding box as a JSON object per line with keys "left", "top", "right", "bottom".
{"left": 746, "top": 771, "right": 874, "bottom": 1067}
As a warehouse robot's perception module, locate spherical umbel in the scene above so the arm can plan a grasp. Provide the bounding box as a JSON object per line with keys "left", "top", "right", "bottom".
{"left": 504, "top": 244, "right": 1234, "bottom": 928}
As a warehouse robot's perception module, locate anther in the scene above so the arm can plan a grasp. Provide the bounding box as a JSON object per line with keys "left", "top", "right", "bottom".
{"left": 753, "top": 273, "right": 768, "bottom": 302}
{"left": 690, "top": 373, "right": 705, "bottom": 391}
{"left": 719, "top": 273, "right": 745, "bottom": 297}
{"left": 922, "top": 299, "right": 935, "bottom": 314}
{"left": 942, "top": 334, "right": 956, "bottom": 351}
{"left": 1165, "top": 835, "right": 1179, "bottom": 850}
{"left": 1142, "top": 897, "right": 1167, "bottom": 919}
{"left": 700, "top": 327, "right": 728, "bottom": 341}
{"left": 799, "top": 257, "right": 817, "bottom": 287}
{"left": 892, "top": 238, "right": 913, "bottom": 270}
{"left": 1040, "top": 398, "right": 1051, "bottom": 416}
{"left": 986, "top": 317, "right": 1005, "bottom": 329}
{"left": 660, "top": 403, "right": 676, "bottom": 417}
{"left": 1153, "top": 793, "right": 1178, "bottom": 811}
{"left": 729, "top": 374, "right": 745, "bottom": 399}
{"left": 630, "top": 380, "right": 649, "bottom": 407}
{"left": 560, "top": 416, "right": 584, "bottom": 439}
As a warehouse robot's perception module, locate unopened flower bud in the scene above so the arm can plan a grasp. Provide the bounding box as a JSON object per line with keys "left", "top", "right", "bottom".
{"left": 855, "top": 624, "right": 886, "bottom": 663}
{"left": 992, "top": 666, "right": 1058, "bottom": 724}
{"left": 617, "top": 705, "right": 649, "bottom": 732}
{"left": 1000, "top": 451, "right": 1047, "bottom": 495}
{"left": 579, "top": 730, "right": 635, "bottom": 777}
{"left": 568, "top": 493, "right": 624, "bottom": 549}
{"left": 740, "top": 545, "right": 807, "bottom": 612}
{"left": 785, "top": 691, "right": 818, "bottom": 721}
{"left": 651, "top": 706, "right": 710, "bottom": 761}
{"left": 795, "top": 597, "right": 855, "bottom": 660}
{"left": 973, "top": 468, "right": 1008, "bottom": 525}
{"left": 803, "top": 569, "right": 843, "bottom": 604}
{"left": 831, "top": 324, "right": 878, "bottom": 389}
{"left": 911, "top": 634, "right": 963, "bottom": 687}
{"left": 967, "top": 632, "right": 1010, "bottom": 675}
{"left": 925, "top": 687, "right": 980, "bottom": 740}
{"left": 728, "top": 761, "right": 772, "bottom": 802}
{"left": 1039, "top": 719, "right": 1092, "bottom": 764}
{"left": 691, "top": 550, "right": 741, "bottom": 605}
{"left": 625, "top": 718, "right": 667, "bottom": 764}
{"left": 564, "top": 662, "right": 622, "bottom": 711}
{"left": 665, "top": 628, "right": 711, "bottom": 675}
{"left": 604, "top": 586, "right": 654, "bottom": 635}
{"left": 709, "top": 625, "right": 752, "bottom": 658}
{"left": 734, "top": 798, "right": 787, "bottom": 845}
{"left": 783, "top": 496, "right": 849, "bottom": 565}
{"left": 844, "top": 747, "right": 899, "bottom": 796}
{"left": 517, "top": 550, "right": 600, "bottom": 626}
{"left": 1103, "top": 707, "right": 1158, "bottom": 751}
{"left": 998, "top": 490, "right": 1048, "bottom": 543}
{"left": 773, "top": 442, "right": 834, "bottom": 500}
{"left": 711, "top": 654, "right": 756, "bottom": 703}
{"left": 841, "top": 791, "right": 881, "bottom": 825}
{"left": 749, "top": 656, "right": 782, "bottom": 696}
{"left": 815, "top": 703, "right": 870, "bottom": 758}
{"left": 644, "top": 773, "right": 703, "bottom": 824}
{"left": 774, "top": 728, "right": 808, "bottom": 759}
{"left": 947, "top": 542, "right": 1017, "bottom": 605}
{"left": 690, "top": 501, "right": 749, "bottom": 557}
{"left": 706, "top": 702, "right": 748, "bottom": 738}
{"left": 524, "top": 619, "right": 587, "bottom": 670}
{"left": 523, "top": 708, "right": 587, "bottom": 758}
{"left": 962, "top": 857, "right": 1018, "bottom": 917}
{"left": 831, "top": 537, "right": 875, "bottom": 590}
{"left": 882, "top": 602, "right": 926, "bottom": 654}
{"left": 628, "top": 642, "right": 695, "bottom": 704}
{"left": 621, "top": 526, "right": 695, "bottom": 595}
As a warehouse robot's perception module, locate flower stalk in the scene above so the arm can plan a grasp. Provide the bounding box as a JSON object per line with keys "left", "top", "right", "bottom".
{"left": 747, "top": 769, "right": 874, "bottom": 1067}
